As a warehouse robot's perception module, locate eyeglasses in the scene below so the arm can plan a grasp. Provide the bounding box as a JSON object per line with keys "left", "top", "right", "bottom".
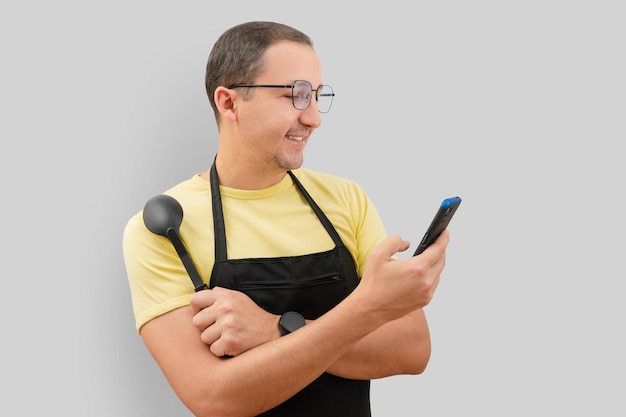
{"left": 228, "top": 80, "right": 334, "bottom": 113}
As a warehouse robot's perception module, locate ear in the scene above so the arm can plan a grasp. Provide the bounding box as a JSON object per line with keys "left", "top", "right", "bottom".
{"left": 214, "top": 86, "right": 238, "bottom": 122}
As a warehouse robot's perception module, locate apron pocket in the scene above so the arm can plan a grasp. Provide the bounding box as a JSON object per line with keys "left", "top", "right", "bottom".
{"left": 236, "top": 272, "right": 346, "bottom": 318}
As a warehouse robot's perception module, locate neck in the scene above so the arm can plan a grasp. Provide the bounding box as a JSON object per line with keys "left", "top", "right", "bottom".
{"left": 202, "top": 153, "right": 289, "bottom": 190}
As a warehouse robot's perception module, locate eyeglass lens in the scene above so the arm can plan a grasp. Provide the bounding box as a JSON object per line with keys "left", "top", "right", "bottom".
{"left": 293, "top": 80, "right": 334, "bottom": 113}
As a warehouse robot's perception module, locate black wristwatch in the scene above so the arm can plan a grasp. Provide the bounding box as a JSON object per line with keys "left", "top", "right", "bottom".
{"left": 278, "top": 311, "right": 306, "bottom": 336}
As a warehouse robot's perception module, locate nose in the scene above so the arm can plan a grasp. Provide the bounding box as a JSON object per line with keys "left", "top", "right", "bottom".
{"left": 299, "top": 99, "right": 322, "bottom": 129}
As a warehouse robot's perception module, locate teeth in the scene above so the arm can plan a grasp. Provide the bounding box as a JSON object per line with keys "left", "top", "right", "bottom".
{"left": 287, "top": 136, "right": 303, "bottom": 141}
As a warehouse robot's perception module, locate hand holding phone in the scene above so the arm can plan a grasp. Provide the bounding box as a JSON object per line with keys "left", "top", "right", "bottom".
{"left": 413, "top": 196, "right": 462, "bottom": 256}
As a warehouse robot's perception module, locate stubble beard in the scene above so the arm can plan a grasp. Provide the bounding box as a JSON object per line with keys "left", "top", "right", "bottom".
{"left": 276, "top": 151, "right": 304, "bottom": 171}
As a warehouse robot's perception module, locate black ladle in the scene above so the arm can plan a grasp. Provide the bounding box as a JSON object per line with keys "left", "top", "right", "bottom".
{"left": 142, "top": 194, "right": 208, "bottom": 292}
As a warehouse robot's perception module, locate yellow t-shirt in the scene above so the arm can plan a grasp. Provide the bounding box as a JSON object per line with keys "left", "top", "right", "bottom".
{"left": 123, "top": 167, "right": 387, "bottom": 333}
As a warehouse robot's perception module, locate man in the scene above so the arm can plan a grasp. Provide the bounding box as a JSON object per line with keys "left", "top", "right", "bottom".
{"left": 123, "top": 21, "right": 449, "bottom": 417}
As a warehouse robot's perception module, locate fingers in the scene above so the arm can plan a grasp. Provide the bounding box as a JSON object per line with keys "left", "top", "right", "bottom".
{"left": 369, "top": 233, "right": 411, "bottom": 259}
{"left": 414, "top": 229, "right": 449, "bottom": 265}
{"left": 189, "top": 289, "right": 230, "bottom": 354}
{"left": 190, "top": 289, "right": 220, "bottom": 334}
{"left": 408, "top": 230, "right": 448, "bottom": 303}
{"left": 190, "top": 286, "right": 232, "bottom": 313}
{"left": 189, "top": 288, "right": 214, "bottom": 314}
{"left": 434, "top": 229, "right": 450, "bottom": 248}
{"left": 190, "top": 287, "right": 264, "bottom": 357}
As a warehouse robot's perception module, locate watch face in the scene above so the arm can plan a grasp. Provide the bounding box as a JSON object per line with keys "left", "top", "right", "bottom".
{"left": 280, "top": 311, "right": 306, "bottom": 335}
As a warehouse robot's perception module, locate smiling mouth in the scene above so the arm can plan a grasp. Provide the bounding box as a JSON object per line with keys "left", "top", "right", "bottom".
{"left": 286, "top": 135, "right": 304, "bottom": 141}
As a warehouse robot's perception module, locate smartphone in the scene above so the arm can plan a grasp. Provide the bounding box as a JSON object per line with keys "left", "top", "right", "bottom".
{"left": 413, "top": 196, "right": 462, "bottom": 256}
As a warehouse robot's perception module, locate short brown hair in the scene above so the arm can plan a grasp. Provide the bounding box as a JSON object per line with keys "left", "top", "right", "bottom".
{"left": 205, "top": 21, "right": 313, "bottom": 123}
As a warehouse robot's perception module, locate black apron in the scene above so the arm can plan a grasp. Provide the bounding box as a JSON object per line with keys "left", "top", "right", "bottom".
{"left": 208, "top": 162, "right": 371, "bottom": 417}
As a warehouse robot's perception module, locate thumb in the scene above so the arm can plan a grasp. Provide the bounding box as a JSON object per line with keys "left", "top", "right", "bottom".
{"left": 371, "top": 233, "right": 410, "bottom": 260}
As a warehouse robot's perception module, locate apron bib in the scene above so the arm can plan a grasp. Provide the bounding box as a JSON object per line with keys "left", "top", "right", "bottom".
{"left": 208, "top": 162, "right": 371, "bottom": 417}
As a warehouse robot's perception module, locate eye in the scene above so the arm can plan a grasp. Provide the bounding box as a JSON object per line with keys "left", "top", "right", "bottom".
{"left": 294, "top": 90, "right": 311, "bottom": 100}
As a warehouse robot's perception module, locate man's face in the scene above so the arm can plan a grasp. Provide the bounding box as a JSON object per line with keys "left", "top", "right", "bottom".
{"left": 235, "top": 41, "right": 324, "bottom": 174}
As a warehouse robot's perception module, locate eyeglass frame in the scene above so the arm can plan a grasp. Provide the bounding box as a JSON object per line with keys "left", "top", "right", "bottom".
{"left": 227, "top": 80, "right": 335, "bottom": 113}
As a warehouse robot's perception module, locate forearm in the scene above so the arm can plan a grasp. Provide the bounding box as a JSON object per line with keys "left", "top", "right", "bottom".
{"left": 144, "top": 293, "right": 388, "bottom": 417}
{"left": 325, "top": 308, "right": 431, "bottom": 380}
{"left": 144, "top": 233, "right": 446, "bottom": 416}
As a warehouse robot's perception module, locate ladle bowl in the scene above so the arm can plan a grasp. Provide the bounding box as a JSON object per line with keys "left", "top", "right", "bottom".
{"left": 142, "top": 194, "right": 208, "bottom": 291}
{"left": 143, "top": 194, "right": 183, "bottom": 237}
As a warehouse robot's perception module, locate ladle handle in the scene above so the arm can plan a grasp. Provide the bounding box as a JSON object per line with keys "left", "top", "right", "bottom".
{"left": 166, "top": 228, "right": 209, "bottom": 292}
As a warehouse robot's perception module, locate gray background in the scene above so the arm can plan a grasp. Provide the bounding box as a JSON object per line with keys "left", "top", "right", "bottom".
{"left": 2, "top": 1, "right": 624, "bottom": 415}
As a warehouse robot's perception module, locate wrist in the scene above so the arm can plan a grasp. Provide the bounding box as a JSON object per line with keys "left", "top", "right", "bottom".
{"left": 278, "top": 311, "right": 306, "bottom": 336}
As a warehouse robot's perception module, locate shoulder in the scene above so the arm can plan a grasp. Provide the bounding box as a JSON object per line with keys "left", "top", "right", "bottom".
{"left": 291, "top": 167, "right": 366, "bottom": 197}
{"left": 123, "top": 175, "right": 209, "bottom": 241}
{"left": 164, "top": 174, "right": 211, "bottom": 208}
{"left": 290, "top": 168, "right": 376, "bottom": 223}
